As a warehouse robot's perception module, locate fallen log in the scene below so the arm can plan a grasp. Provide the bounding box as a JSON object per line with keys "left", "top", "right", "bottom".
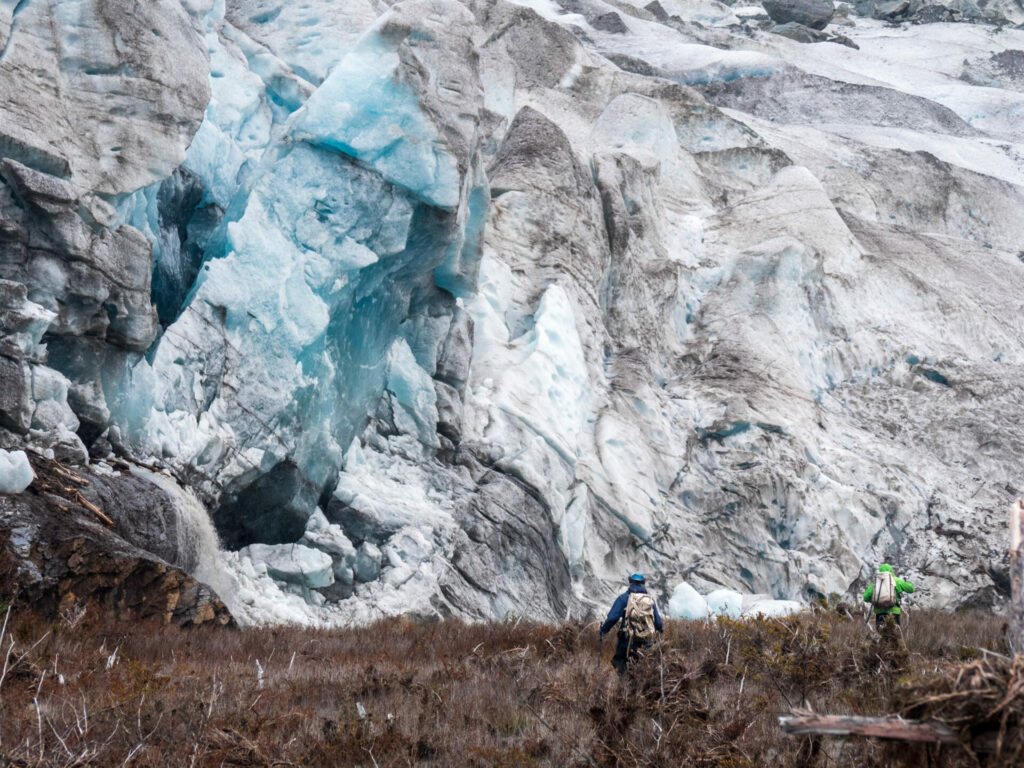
{"left": 779, "top": 714, "right": 998, "bottom": 753}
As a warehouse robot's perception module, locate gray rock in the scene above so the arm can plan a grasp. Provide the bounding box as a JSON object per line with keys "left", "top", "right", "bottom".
{"left": 873, "top": 0, "right": 911, "bottom": 16}
{"left": 0, "top": 355, "right": 31, "bottom": 433}
{"left": 605, "top": 53, "right": 664, "bottom": 77}
{"left": 645, "top": 1, "right": 670, "bottom": 20}
{"left": 439, "top": 449, "right": 579, "bottom": 621}
{"left": 991, "top": 49, "right": 1024, "bottom": 78}
{"left": 489, "top": 107, "right": 593, "bottom": 196}
{"left": 591, "top": 11, "right": 628, "bottom": 32}
{"left": 849, "top": 0, "right": 1015, "bottom": 23}
{"left": 828, "top": 33, "right": 860, "bottom": 48}
{"left": 435, "top": 307, "right": 474, "bottom": 388}
{"left": 435, "top": 381, "right": 464, "bottom": 444}
{"left": 915, "top": 3, "right": 957, "bottom": 20}
{"left": 0, "top": 158, "right": 160, "bottom": 348}
{"left": 771, "top": 21, "right": 830, "bottom": 41}
{"left": 763, "top": 0, "right": 836, "bottom": 28}
{"left": 0, "top": 454, "right": 232, "bottom": 627}
{"left": 0, "top": 158, "right": 160, "bottom": 443}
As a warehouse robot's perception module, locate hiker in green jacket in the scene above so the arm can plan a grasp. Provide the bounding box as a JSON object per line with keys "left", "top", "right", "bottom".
{"left": 863, "top": 563, "right": 914, "bottom": 628}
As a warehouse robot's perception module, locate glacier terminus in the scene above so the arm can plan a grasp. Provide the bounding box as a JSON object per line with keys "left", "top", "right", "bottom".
{"left": 1, "top": 0, "right": 1024, "bottom": 626}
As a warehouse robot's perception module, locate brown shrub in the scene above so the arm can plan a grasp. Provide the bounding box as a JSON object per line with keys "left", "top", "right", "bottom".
{"left": 0, "top": 602, "right": 1011, "bottom": 767}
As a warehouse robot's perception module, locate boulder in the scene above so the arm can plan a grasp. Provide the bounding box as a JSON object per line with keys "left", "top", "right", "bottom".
{"left": 763, "top": 0, "right": 835, "bottom": 28}
{"left": 0, "top": 456, "right": 232, "bottom": 627}
{"left": 591, "top": 11, "right": 628, "bottom": 32}
{"left": 872, "top": 0, "right": 911, "bottom": 17}
{"left": 772, "top": 21, "right": 830, "bottom": 41}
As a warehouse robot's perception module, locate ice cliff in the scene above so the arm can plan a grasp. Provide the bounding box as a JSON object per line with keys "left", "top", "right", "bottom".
{"left": 2, "top": 0, "right": 1024, "bottom": 625}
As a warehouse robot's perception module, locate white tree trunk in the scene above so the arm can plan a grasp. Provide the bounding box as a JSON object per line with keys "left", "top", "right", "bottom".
{"left": 1012, "top": 499, "right": 1024, "bottom": 655}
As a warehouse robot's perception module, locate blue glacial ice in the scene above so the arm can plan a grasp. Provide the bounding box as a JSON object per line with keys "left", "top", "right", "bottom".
{"left": 292, "top": 33, "right": 464, "bottom": 210}
{"left": 104, "top": 0, "right": 482, "bottom": 564}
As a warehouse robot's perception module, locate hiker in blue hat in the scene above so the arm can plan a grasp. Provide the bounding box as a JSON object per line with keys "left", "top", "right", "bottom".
{"left": 599, "top": 573, "right": 663, "bottom": 673}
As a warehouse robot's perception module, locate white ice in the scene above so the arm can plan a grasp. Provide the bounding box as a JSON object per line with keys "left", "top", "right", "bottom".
{"left": 239, "top": 543, "right": 334, "bottom": 589}
{"left": 668, "top": 582, "right": 712, "bottom": 620}
{"left": 705, "top": 589, "right": 744, "bottom": 619}
{"left": 0, "top": 450, "right": 33, "bottom": 494}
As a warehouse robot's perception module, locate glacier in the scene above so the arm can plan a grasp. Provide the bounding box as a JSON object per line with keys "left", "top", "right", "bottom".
{"left": 1, "top": 0, "right": 1024, "bottom": 626}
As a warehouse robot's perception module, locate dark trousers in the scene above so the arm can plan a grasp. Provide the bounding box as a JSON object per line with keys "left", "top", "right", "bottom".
{"left": 875, "top": 612, "right": 901, "bottom": 629}
{"left": 611, "top": 630, "right": 648, "bottom": 674}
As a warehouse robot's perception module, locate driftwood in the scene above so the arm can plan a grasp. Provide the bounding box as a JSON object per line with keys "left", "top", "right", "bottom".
{"left": 779, "top": 714, "right": 998, "bottom": 753}
{"left": 50, "top": 462, "right": 89, "bottom": 487}
{"left": 73, "top": 491, "right": 115, "bottom": 527}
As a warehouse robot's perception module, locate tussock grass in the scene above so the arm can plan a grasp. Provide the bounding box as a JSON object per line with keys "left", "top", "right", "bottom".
{"left": 0, "top": 603, "right": 1011, "bottom": 766}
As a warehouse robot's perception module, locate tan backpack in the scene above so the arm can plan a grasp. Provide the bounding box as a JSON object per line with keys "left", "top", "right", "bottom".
{"left": 873, "top": 571, "right": 898, "bottom": 610}
{"left": 624, "top": 592, "right": 656, "bottom": 643}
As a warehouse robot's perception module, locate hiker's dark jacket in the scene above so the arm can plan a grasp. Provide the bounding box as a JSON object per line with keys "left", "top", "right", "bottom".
{"left": 599, "top": 584, "right": 664, "bottom": 635}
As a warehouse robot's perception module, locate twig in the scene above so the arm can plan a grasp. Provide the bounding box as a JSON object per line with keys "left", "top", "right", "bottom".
{"left": 978, "top": 647, "right": 1011, "bottom": 661}
{"left": 0, "top": 631, "right": 52, "bottom": 690}
{"left": 658, "top": 638, "right": 666, "bottom": 729}
{"left": 736, "top": 665, "right": 747, "bottom": 713}
{"left": 44, "top": 712, "right": 73, "bottom": 758}
{"left": 361, "top": 746, "right": 380, "bottom": 768}
{"left": 52, "top": 463, "right": 89, "bottom": 486}
{"left": 0, "top": 603, "right": 11, "bottom": 666}
{"left": 74, "top": 492, "right": 114, "bottom": 527}
{"left": 35, "top": 669, "right": 46, "bottom": 762}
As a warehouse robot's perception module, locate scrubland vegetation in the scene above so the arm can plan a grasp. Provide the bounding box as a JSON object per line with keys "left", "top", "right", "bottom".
{"left": 0, "top": 603, "right": 1017, "bottom": 767}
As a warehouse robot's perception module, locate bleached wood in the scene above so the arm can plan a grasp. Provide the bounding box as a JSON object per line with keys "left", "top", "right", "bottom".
{"left": 779, "top": 714, "right": 998, "bottom": 752}
{"left": 1012, "top": 499, "right": 1024, "bottom": 654}
{"left": 779, "top": 714, "right": 957, "bottom": 743}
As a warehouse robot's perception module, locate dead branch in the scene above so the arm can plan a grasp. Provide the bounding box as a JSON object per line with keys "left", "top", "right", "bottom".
{"left": 73, "top": 492, "right": 115, "bottom": 527}
{"left": 779, "top": 713, "right": 998, "bottom": 753}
